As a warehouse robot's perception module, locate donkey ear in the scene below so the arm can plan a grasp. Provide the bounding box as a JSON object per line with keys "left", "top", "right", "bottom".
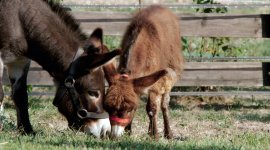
{"left": 89, "top": 28, "right": 103, "bottom": 46}
{"left": 102, "top": 49, "right": 121, "bottom": 85}
{"left": 83, "top": 28, "right": 103, "bottom": 53}
{"left": 71, "top": 49, "right": 121, "bottom": 79}
{"left": 133, "top": 69, "right": 168, "bottom": 94}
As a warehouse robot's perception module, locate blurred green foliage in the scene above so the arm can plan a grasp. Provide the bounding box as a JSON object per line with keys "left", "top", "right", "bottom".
{"left": 193, "top": 0, "right": 228, "bottom": 13}
{"left": 182, "top": 0, "right": 243, "bottom": 59}
{"left": 52, "top": 0, "right": 63, "bottom": 3}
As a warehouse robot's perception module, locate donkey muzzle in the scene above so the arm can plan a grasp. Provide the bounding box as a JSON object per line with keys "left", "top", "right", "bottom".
{"left": 77, "top": 109, "right": 109, "bottom": 119}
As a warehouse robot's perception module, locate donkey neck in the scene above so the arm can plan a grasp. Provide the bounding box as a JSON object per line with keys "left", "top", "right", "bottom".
{"left": 21, "top": 0, "right": 83, "bottom": 81}
{"left": 27, "top": 41, "right": 81, "bottom": 81}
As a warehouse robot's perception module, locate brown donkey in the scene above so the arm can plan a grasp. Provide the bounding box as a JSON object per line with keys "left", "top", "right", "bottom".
{"left": 0, "top": 0, "right": 120, "bottom": 137}
{"left": 103, "top": 5, "right": 184, "bottom": 139}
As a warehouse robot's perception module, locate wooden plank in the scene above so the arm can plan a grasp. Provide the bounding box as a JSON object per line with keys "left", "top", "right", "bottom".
{"left": 180, "top": 14, "right": 263, "bottom": 38}
{"left": 71, "top": 12, "right": 265, "bottom": 38}
{"left": 179, "top": 70, "right": 262, "bottom": 87}
{"left": 6, "top": 91, "right": 270, "bottom": 97}
{"left": 178, "top": 62, "right": 263, "bottom": 87}
{"left": 184, "top": 62, "right": 262, "bottom": 70}
{"left": 2, "top": 62, "right": 263, "bottom": 87}
{"left": 64, "top": 3, "right": 270, "bottom": 9}
{"left": 170, "top": 91, "right": 270, "bottom": 96}
{"left": 73, "top": 12, "right": 131, "bottom": 36}
{"left": 72, "top": 12, "right": 132, "bottom": 20}
{"left": 2, "top": 70, "right": 54, "bottom": 85}
{"left": 2, "top": 61, "right": 54, "bottom": 85}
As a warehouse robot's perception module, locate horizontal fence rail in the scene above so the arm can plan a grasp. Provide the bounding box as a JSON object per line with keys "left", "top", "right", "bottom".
{"left": 5, "top": 91, "right": 270, "bottom": 97}
{"left": 63, "top": 3, "right": 270, "bottom": 9}
{"left": 71, "top": 12, "right": 270, "bottom": 38}
{"left": 2, "top": 61, "right": 267, "bottom": 97}
{"left": 1, "top": 62, "right": 264, "bottom": 87}
{"left": 170, "top": 91, "right": 270, "bottom": 96}
{"left": 185, "top": 57, "right": 270, "bottom": 62}
{"left": 178, "top": 62, "right": 263, "bottom": 87}
{"left": 3, "top": 11, "right": 270, "bottom": 97}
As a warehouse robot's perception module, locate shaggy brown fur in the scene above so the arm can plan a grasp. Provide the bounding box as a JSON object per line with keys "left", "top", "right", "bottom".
{"left": 104, "top": 5, "right": 184, "bottom": 139}
{"left": 0, "top": 0, "right": 119, "bottom": 136}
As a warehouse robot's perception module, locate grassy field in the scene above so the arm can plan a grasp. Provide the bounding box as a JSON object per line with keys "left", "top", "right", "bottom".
{"left": 0, "top": 2, "right": 269, "bottom": 149}
{"left": 0, "top": 94, "right": 269, "bottom": 150}
{"left": 0, "top": 14, "right": 269, "bottom": 150}
{"left": 0, "top": 35, "right": 269, "bottom": 149}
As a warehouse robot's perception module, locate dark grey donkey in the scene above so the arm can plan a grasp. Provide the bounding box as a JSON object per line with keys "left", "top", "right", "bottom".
{"left": 0, "top": 0, "right": 120, "bottom": 137}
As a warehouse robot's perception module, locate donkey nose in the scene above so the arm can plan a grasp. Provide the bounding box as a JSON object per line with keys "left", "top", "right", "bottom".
{"left": 110, "top": 125, "right": 125, "bottom": 139}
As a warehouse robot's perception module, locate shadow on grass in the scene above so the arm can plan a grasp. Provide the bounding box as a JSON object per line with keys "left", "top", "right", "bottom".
{"left": 169, "top": 101, "right": 244, "bottom": 111}
{"left": 34, "top": 137, "right": 240, "bottom": 150}
{"left": 3, "top": 97, "right": 50, "bottom": 110}
{"left": 197, "top": 104, "right": 270, "bottom": 111}
{"left": 170, "top": 99, "right": 270, "bottom": 111}
{"left": 237, "top": 113, "right": 270, "bottom": 123}
{"left": 169, "top": 101, "right": 186, "bottom": 110}
{"left": 3, "top": 102, "right": 15, "bottom": 109}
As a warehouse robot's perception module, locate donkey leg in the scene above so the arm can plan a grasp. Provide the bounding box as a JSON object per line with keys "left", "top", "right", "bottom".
{"left": 161, "top": 93, "right": 173, "bottom": 139}
{"left": 0, "top": 58, "right": 5, "bottom": 106}
{"left": 125, "top": 119, "right": 133, "bottom": 135}
{"left": 0, "top": 58, "right": 4, "bottom": 131}
{"left": 6, "top": 57, "right": 32, "bottom": 134}
{"left": 146, "top": 92, "right": 161, "bottom": 139}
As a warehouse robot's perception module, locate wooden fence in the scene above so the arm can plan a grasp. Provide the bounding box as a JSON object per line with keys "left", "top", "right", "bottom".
{"left": 73, "top": 12, "right": 270, "bottom": 38}
{"left": 3, "top": 11, "right": 270, "bottom": 96}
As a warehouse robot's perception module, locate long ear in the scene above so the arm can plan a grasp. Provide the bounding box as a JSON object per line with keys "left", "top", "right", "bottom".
{"left": 102, "top": 48, "right": 120, "bottom": 86}
{"left": 90, "top": 28, "right": 103, "bottom": 46}
{"left": 133, "top": 70, "right": 168, "bottom": 93}
{"left": 84, "top": 28, "right": 103, "bottom": 53}
{"left": 71, "top": 49, "right": 121, "bottom": 79}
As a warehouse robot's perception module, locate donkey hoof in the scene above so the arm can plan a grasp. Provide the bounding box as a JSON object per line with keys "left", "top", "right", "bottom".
{"left": 19, "top": 127, "right": 35, "bottom": 136}
{"left": 164, "top": 134, "right": 173, "bottom": 139}
{"left": 21, "top": 130, "right": 36, "bottom": 136}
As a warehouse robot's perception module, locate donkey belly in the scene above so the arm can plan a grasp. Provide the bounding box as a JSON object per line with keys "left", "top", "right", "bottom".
{"left": 149, "top": 69, "right": 178, "bottom": 95}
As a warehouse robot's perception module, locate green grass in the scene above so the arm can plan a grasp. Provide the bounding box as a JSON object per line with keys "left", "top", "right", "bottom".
{"left": 0, "top": 95, "right": 269, "bottom": 150}
{"left": 0, "top": 133, "right": 245, "bottom": 150}
{"left": 0, "top": 128, "right": 248, "bottom": 150}
{"left": 1, "top": 34, "right": 269, "bottom": 150}
{"left": 104, "top": 36, "right": 122, "bottom": 50}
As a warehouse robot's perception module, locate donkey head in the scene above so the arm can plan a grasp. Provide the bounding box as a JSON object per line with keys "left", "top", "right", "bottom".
{"left": 103, "top": 64, "right": 168, "bottom": 138}
{"left": 54, "top": 28, "right": 120, "bottom": 138}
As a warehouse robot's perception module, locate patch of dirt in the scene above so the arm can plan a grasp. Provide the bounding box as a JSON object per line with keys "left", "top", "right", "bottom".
{"left": 235, "top": 121, "right": 270, "bottom": 132}
{"left": 130, "top": 95, "right": 270, "bottom": 140}
{"left": 62, "top": 0, "right": 193, "bottom": 5}
{"left": 175, "top": 95, "right": 234, "bottom": 110}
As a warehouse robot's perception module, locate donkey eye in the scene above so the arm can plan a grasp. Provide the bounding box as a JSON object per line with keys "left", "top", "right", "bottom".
{"left": 88, "top": 90, "right": 99, "bottom": 98}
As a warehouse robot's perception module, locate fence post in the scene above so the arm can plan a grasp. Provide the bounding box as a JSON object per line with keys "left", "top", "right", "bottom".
{"left": 261, "top": 14, "right": 270, "bottom": 38}
{"left": 139, "top": 0, "right": 142, "bottom": 9}
{"left": 262, "top": 62, "right": 270, "bottom": 86}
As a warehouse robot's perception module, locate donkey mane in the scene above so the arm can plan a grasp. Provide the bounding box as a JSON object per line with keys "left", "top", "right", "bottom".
{"left": 119, "top": 10, "right": 160, "bottom": 72}
{"left": 42, "top": 0, "right": 87, "bottom": 41}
